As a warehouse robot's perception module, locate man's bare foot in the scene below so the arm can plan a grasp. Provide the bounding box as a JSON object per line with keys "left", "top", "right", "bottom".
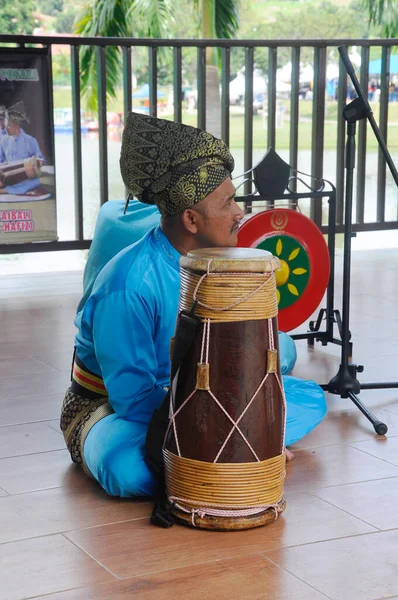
{"left": 285, "top": 448, "right": 294, "bottom": 461}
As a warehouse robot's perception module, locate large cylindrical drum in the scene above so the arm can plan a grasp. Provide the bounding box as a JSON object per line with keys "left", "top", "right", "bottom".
{"left": 163, "top": 247, "right": 287, "bottom": 530}
{"left": 0, "top": 157, "right": 42, "bottom": 186}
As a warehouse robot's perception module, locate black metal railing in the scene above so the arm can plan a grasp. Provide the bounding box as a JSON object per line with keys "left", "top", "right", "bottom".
{"left": 0, "top": 34, "right": 397, "bottom": 254}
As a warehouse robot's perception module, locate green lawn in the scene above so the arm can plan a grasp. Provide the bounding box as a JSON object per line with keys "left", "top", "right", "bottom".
{"left": 52, "top": 87, "right": 398, "bottom": 150}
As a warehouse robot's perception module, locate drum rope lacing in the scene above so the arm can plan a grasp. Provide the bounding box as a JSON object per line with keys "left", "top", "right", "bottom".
{"left": 164, "top": 260, "right": 288, "bottom": 527}
{"left": 192, "top": 260, "right": 273, "bottom": 312}
{"left": 178, "top": 259, "right": 279, "bottom": 323}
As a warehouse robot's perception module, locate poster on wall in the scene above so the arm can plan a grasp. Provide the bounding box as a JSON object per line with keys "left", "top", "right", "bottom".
{"left": 0, "top": 47, "right": 57, "bottom": 244}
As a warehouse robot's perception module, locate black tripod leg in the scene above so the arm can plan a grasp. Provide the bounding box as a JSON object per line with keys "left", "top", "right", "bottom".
{"left": 348, "top": 391, "right": 388, "bottom": 435}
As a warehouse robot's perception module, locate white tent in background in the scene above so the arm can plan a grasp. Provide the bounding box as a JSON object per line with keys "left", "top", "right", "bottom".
{"left": 300, "top": 64, "right": 314, "bottom": 84}
{"left": 326, "top": 63, "right": 340, "bottom": 80}
{"left": 349, "top": 46, "right": 361, "bottom": 68}
{"left": 229, "top": 71, "right": 267, "bottom": 104}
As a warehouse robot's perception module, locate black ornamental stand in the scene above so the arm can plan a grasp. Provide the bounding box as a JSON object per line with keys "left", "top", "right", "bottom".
{"left": 323, "top": 46, "right": 398, "bottom": 435}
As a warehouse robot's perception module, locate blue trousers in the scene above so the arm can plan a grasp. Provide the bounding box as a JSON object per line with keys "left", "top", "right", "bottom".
{"left": 84, "top": 334, "right": 327, "bottom": 497}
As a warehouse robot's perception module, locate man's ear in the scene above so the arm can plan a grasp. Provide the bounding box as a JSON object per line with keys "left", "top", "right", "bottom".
{"left": 181, "top": 209, "right": 199, "bottom": 234}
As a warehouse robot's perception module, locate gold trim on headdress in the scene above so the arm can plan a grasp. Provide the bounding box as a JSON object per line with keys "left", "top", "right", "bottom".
{"left": 120, "top": 112, "right": 234, "bottom": 216}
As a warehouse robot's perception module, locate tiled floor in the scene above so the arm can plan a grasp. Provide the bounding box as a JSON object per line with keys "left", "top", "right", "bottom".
{"left": 1, "top": 249, "right": 398, "bottom": 600}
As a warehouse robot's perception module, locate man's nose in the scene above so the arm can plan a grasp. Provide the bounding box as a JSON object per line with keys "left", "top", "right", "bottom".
{"left": 235, "top": 204, "right": 244, "bottom": 220}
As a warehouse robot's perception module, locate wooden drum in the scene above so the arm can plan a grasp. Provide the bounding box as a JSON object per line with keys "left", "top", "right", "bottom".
{"left": 0, "top": 157, "right": 42, "bottom": 186}
{"left": 163, "top": 247, "right": 287, "bottom": 530}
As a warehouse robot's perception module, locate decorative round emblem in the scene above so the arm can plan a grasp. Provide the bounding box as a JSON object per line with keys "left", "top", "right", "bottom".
{"left": 270, "top": 211, "right": 288, "bottom": 231}
{"left": 237, "top": 208, "right": 330, "bottom": 332}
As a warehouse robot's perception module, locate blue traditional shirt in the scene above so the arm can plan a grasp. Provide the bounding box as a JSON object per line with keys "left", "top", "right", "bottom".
{"left": 0, "top": 128, "right": 44, "bottom": 163}
{"left": 0, "top": 128, "right": 45, "bottom": 195}
{"left": 75, "top": 226, "right": 180, "bottom": 423}
{"left": 77, "top": 200, "right": 160, "bottom": 314}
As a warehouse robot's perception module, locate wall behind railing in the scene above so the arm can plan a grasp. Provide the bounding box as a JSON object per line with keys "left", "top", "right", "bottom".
{"left": 0, "top": 34, "right": 397, "bottom": 255}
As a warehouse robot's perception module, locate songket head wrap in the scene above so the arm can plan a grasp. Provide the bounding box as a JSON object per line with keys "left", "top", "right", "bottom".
{"left": 0, "top": 106, "right": 5, "bottom": 118}
{"left": 6, "top": 101, "right": 29, "bottom": 125}
{"left": 120, "top": 112, "right": 234, "bottom": 216}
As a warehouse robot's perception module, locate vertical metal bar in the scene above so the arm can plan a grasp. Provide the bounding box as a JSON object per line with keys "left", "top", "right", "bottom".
{"left": 221, "top": 46, "right": 230, "bottom": 146}
{"left": 326, "top": 189, "right": 337, "bottom": 340}
{"left": 336, "top": 53, "right": 347, "bottom": 226}
{"left": 289, "top": 46, "right": 300, "bottom": 191}
{"left": 197, "top": 46, "right": 206, "bottom": 130}
{"left": 356, "top": 45, "right": 369, "bottom": 225}
{"left": 311, "top": 46, "right": 327, "bottom": 227}
{"left": 377, "top": 45, "right": 390, "bottom": 222}
{"left": 96, "top": 45, "right": 108, "bottom": 205}
{"left": 149, "top": 46, "right": 158, "bottom": 117}
{"left": 244, "top": 47, "right": 254, "bottom": 199}
{"left": 267, "top": 47, "right": 277, "bottom": 149}
{"left": 173, "top": 46, "right": 182, "bottom": 123}
{"left": 71, "top": 45, "right": 83, "bottom": 241}
{"left": 122, "top": 46, "right": 132, "bottom": 124}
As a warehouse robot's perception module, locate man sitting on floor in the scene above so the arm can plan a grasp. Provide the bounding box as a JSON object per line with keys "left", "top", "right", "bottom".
{"left": 77, "top": 199, "right": 161, "bottom": 315}
{"left": 61, "top": 112, "right": 327, "bottom": 497}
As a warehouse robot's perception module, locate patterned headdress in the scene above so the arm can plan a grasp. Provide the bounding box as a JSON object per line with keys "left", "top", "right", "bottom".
{"left": 120, "top": 112, "right": 234, "bottom": 216}
{"left": 0, "top": 106, "right": 5, "bottom": 118}
{"left": 6, "top": 101, "right": 29, "bottom": 125}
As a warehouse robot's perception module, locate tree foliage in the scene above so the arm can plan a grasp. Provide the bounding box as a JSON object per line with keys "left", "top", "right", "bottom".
{"left": 73, "top": 0, "right": 239, "bottom": 109}
{"left": 55, "top": 8, "right": 77, "bottom": 33}
{"left": 38, "top": 0, "right": 64, "bottom": 17}
{"left": 0, "top": 0, "right": 37, "bottom": 35}
{"left": 74, "top": 0, "right": 131, "bottom": 111}
{"left": 248, "top": 0, "right": 371, "bottom": 73}
{"left": 362, "top": 0, "right": 398, "bottom": 37}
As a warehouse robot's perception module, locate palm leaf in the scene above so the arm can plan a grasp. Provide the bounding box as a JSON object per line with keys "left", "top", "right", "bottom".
{"left": 74, "top": 0, "right": 131, "bottom": 111}
{"left": 215, "top": 0, "right": 239, "bottom": 39}
{"left": 127, "top": 0, "right": 175, "bottom": 38}
{"left": 363, "top": 0, "right": 398, "bottom": 37}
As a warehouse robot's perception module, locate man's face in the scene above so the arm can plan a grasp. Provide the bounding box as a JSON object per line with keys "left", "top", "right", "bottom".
{"left": 189, "top": 177, "right": 244, "bottom": 248}
{"left": 6, "top": 121, "right": 19, "bottom": 136}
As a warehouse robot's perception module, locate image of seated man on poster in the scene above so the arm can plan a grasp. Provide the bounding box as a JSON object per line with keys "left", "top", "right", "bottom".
{"left": 0, "top": 101, "right": 49, "bottom": 199}
{"left": 0, "top": 106, "right": 6, "bottom": 136}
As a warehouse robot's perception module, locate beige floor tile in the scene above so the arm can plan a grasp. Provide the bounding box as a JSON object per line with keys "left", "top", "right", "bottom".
{"left": 34, "top": 349, "right": 74, "bottom": 372}
{"left": 0, "top": 422, "right": 66, "bottom": 459}
{"left": 284, "top": 444, "right": 398, "bottom": 493}
{"left": 0, "top": 334, "right": 75, "bottom": 359}
{"left": 265, "top": 529, "right": 398, "bottom": 600}
{"left": 0, "top": 486, "right": 8, "bottom": 497}
{"left": 0, "top": 483, "right": 151, "bottom": 544}
{"left": 350, "top": 436, "right": 398, "bottom": 466}
{"left": 291, "top": 346, "right": 339, "bottom": 385}
{"left": 0, "top": 394, "right": 63, "bottom": 426}
{"left": 45, "top": 419, "right": 63, "bottom": 433}
{"left": 0, "top": 449, "right": 78, "bottom": 494}
{"left": 0, "top": 294, "right": 78, "bottom": 312}
{"left": 291, "top": 409, "right": 398, "bottom": 450}
{"left": 314, "top": 477, "right": 398, "bottom": 530}
{"left": 0, "top": 356, "right": 58, "bottom": 377}
{"left": 388, "top": 403, "right": 398, "bottom": 416}
{"left": 325, "top": 390, "right": 398, "bottom": 414}
{"left": 0, "top": 370, "right": 70, "bottom": 401}
{"left": 65, "top": 490, "right": 374, "bottom": 579}
{"left": 32, "top": 554, "right": 328, "bottom": 600}
{"left": 0, "top": 534, "right": 114, "bottom": 600}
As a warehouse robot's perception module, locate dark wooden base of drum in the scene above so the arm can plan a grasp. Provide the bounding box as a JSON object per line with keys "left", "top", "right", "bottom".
{"left": 171, "top": 497, "right": 286, "bottom": 531}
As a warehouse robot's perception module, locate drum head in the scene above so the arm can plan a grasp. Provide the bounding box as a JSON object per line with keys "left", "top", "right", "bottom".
{"left": 237, "top": 208, "right": 330, "bottom": 332}
{"left": 181, "top": 246, "right": 280, "bottom": 273}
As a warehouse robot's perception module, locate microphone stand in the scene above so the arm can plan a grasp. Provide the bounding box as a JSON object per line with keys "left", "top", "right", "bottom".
{"left": 325, "top": 46, "right": 398, "bottom": 435}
